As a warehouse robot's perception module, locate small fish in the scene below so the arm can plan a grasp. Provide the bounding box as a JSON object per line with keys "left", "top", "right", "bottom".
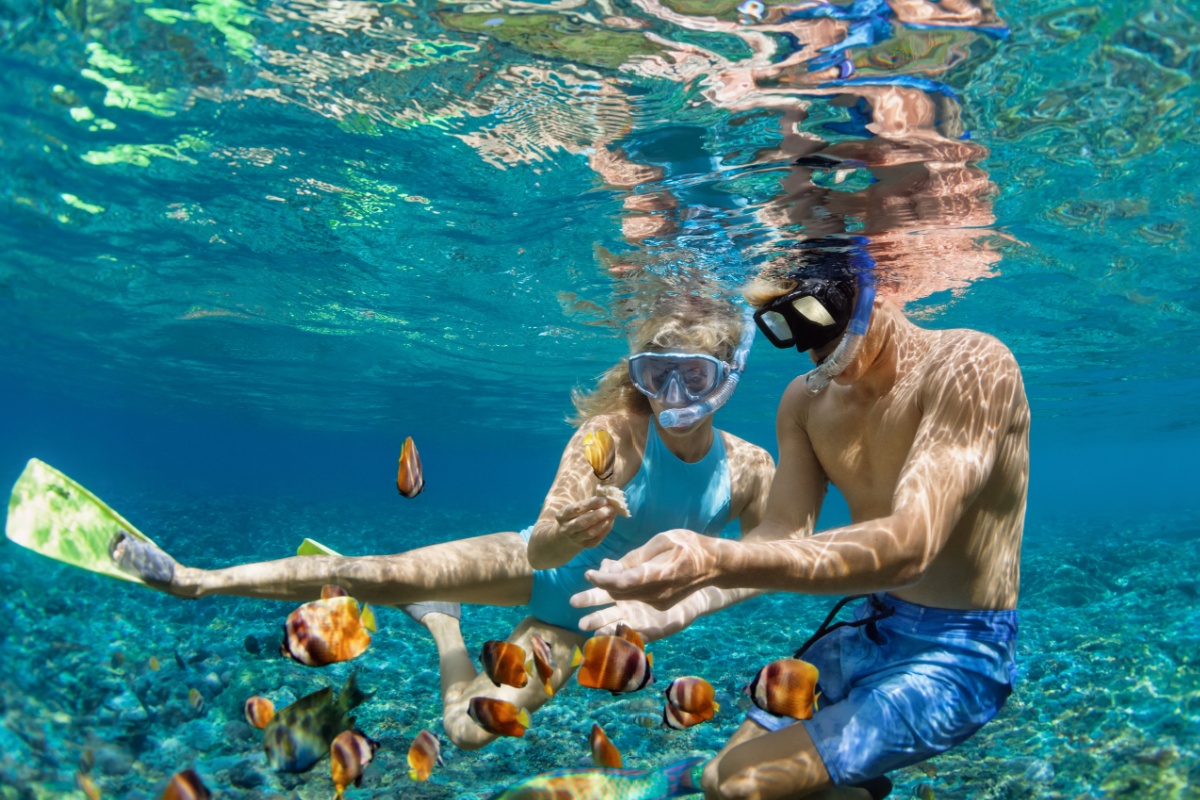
{"left": 263, "top": 671, "right": 373, "bottom": 773}
{"left": 919, "top": 762, "right": 938, "bottom": 778}
{"left": 281, "top": 594, "right": 376, "bottom": 667}
{"left": 634, "top": 714, "right": 659, "bottom": 728}
{"left": 572, "top": 635, "right": 653, "bottom": 695}
{"left": 75, "top": 772, "right": 100, "bottom": 800}
{"left": 748, "top": 658, "right": 820, "bottom": 720}
{"left": 148, "top": 656, "right": 160, "bottom": 671}
{"left": 589, "top": 723, "right": 622, "bottom": 768}
{"left": 244, "top": 696, "right": 276, "bottom": 729}
{"left": 468, "top": 697, "right": 531, "bottom": 738}
{"left": 481, "top": 640, "right": 529, "bottom": 689}
{"left": 582, "top": 429, "right": 616, "bottom": 481}
{"left": 915, "top": 783, "right": 936, "bottom": 800}
{"left": 528, "top": 633, "right": 556, "bottom": 696}
{"left": 737, "top": 0, "right": 765, "bottom": 21}
{"left": 110, "top": 651, "right": 125, "bottom": 669}
{"left": 487, "top": 756, "right": 705, "bottom": 800}
{"left": 662, "top": 700, "right": 707, "bottom": 731}
{"left": 188, "top": 688, "right": 204, "bottom": 712}
{"left": 161, "top": 769, "right": 210, "bottom": 800}
{"left": 407, "top": 729, "right": 444, "bottom": 782}
{"left": 664, "top": 676, "right": 718, "bottom": 720}
{"left": 397, "top": 436, "right": 425, "bottom": 498}
{"left": 331, "top": 729, "right": 380, "bottom": 800}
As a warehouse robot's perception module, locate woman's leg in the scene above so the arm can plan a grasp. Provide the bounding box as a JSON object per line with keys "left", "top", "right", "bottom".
{"left": 115, "top": 530, "right": 534, "bottom": 606}
{"left": 434, "top": 616, "right": 586, "bottom": 751}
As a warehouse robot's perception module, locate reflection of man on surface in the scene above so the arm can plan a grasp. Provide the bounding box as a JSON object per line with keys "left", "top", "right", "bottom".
{"left": 574, "top": 242, "right": 1029, "bottom": 800}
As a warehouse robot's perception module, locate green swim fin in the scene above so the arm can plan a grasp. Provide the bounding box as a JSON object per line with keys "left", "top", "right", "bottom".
{"left": 5, "top": 458, "right": 160, "bottom": 584}
{"left": 296, "top": 537, "right": 342, "bottom": 557}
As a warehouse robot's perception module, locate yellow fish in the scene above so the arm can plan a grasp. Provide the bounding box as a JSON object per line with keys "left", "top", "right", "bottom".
{"left": 748, "top": 658, "right": 820, "bottom": 720}
{"left": 589, "top": 723, "right": 622, "bottom": 768}
{"left": 330, "top": 729, "right": 380, "bottom": 799}
{"left": 582, "top": 429, "right": 616, "bottom": 481}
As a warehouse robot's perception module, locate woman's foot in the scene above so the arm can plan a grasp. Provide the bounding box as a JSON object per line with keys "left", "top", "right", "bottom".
{"left": 108, "top": 529, "right": 183, "bottom": 591}
{"left": 402, "top": 601, "right": 462, "bottom": 625}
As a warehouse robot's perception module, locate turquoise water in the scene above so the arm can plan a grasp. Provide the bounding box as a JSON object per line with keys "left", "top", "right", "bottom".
{"left": 1, "top": 0, "right": 1198, "bottom": 797}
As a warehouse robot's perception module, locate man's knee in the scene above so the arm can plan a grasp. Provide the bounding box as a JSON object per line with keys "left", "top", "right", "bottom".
{"left": 442, "top": 707, "right": 496, "bottom": 751}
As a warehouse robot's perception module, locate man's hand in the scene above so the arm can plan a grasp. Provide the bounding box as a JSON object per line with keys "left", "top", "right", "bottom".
{"left": 555, "top": 496, "right": 616, "bottom": 550}
{"left": 578, "top": 529, "right": 721, "bottom": 610}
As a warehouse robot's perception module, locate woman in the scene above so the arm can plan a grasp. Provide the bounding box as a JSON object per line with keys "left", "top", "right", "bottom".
{"left": 112, "top": 292, "right": 777, "bottom": 750}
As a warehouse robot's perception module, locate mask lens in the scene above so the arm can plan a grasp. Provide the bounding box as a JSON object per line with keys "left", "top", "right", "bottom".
{"left": 758, "top": 310, "right": 794, "bottom": 343}
{"left": 791, "top": 296, "right": 836, "bottom": 327}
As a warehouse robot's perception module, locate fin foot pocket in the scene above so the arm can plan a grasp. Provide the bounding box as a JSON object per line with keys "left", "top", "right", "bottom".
{"left": 109, "top": 529, "right": 176, "bottom": 584}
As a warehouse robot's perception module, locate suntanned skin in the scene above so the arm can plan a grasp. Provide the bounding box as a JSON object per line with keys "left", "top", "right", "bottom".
{"left": 112, "top": 391, "right": 775, "bottom": 751}
{"left": 576, "top": 299, "right": 1030, "bottom": 799}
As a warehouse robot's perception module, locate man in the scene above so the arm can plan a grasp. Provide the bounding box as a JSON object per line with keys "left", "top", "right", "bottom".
{"left": 572, "top": 247, "right": 1029, "bottom": 800}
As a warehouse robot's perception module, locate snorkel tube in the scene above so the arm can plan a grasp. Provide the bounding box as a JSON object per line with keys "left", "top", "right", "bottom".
{"left": 803, "top": 266, "right": 876, "bottom": 395}
{"left": 659, "top": 310, "right": 756, "bottom": 429}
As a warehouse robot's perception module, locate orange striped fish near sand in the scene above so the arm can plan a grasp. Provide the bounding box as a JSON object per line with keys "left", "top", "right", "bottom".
{"left": 481, "top": 640, "right": 529, "bottom": 689}
{"left": 528, "top": 633, "right": 557, "bottom": 696}
{"left": 330, "top": 729, "right": 380, "bottom": 800}
{"left": 665, "top": 676, "right": 718, "bottom": 720}
{"left": 281, "top": 587, "right": 377, "bottom": 667}
{"left": 468, "top": 697, "right": 531, "bottom": 738}
{"left": 572, "top": 631, "right": 653, "bottom": 695}
{"left": 748, "top": 658, "right": 820, "bottom": 719}
{"left": 407, "top": 729, "right": 444, "bottom": 782}
{"left": 589, "top": 723, "right": 622, "bottom": 768}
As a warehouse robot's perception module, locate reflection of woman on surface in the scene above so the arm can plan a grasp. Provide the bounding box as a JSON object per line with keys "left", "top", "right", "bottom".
{"left": 112, "top": 292, "right": 776, "bottom": 750}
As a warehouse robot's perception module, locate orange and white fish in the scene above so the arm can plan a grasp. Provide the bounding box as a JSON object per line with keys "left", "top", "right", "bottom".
{"left": 407, "top": 729, "right": 444, "bottom": 782}
{"left": 664, "top": 676, "right": 718, "bottom": 721}
{"left": 582, "top": 429, "right": 616, "bottom": 481}
{"left": 467, "top": 697, "right": 531, "bottom": 738}
{"left": 161, "top": 769, "right": 210, "bottom": 800}
{"left": 330, "top": 729, "right": 380, "bottom": 800}
{"left": 281, "top": 591, "right": 377, "bottom": 667}
{"left": 748, "top": 658, "right": 820, "bottom": 720}
{"left": 244, "top": 696, "right": 276, "bottom": 729}
{"left": 662, "top": 700, "right": 708, "bottom": 731}
{"left": 528, "top": 633, "right": 557, "bottom": 697}
{"left": 481, "top": 640, "right": 529, "bottom": 689}
{"left": 397, "top": 436, "right": 425, "bottom": 498}
{"left": 589, "top": 723, "right": 622, "bottom": 768}
{"left": 572, "top": 635, "right": 653, "bottom": 695}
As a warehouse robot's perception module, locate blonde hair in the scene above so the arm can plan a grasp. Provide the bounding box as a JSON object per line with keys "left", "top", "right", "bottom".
{"left": 570, "top": 293, "right": 744, "bottom": 424}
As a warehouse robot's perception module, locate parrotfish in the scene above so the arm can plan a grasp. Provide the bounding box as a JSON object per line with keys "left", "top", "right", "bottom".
{"left": 397, "top": 436, "right": 425, "bottom": 498}
{"left": 590, "top": 722, "right": 622, "bottom": 768}
{"left": 748, "top": 658, "right": 820, "bottom": 720}
{"left": 487, "top": 756, "right": 707, "bottom": 799}
{"left": 281, "top": 589, "right": 377, "bottom": 667}
{"left": 481, "top": 640, "right": 530, "bottom": 689}
{"left": 263, "top": 671, "right": 373, "bottom": 773}
{"left": 468, "top": 697, "right": 531, "bottom": 738}
{"left": 244, "top": 696, "right": 276, "bottom": 729}
{"left": 330, "top": 729, "right": 380, "bottom": 800}
{"left": 407, "top": 729, "right": 444, "bottom": 782}
{"left": 665, "top": 676, "right": 718, "bottom": 721}
{"left": 582, "top": 429, "right": 617, "bottom": 481}
{"left": 161, "top": 769, "right": 210, "bottom": 800}
{"left": 572, "top": 633, "right": 653, "bottom": 695}
{"left": 528, "top": 633, "right": 557, "bottom": 696}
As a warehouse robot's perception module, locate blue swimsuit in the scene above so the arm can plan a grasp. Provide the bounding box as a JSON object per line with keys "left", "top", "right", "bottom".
{"left": 520, "top": 422, "right": 732, "bottom": 632}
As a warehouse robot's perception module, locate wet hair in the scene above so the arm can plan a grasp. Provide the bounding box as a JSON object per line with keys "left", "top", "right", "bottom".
{"left": 571, "top": 293, "right": 743, "bottom": 424}
{"left": 743, "top": 236, "right": 861, "bottom": 308}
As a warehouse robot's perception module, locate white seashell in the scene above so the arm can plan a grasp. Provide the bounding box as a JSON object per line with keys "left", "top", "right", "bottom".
{"left": 595, "top": 485, "right": 631, "bottom": 517}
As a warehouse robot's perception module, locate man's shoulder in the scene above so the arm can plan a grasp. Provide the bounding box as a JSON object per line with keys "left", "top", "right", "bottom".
{"left": 930, "top": 328, "right": 1021, "bottom": 371}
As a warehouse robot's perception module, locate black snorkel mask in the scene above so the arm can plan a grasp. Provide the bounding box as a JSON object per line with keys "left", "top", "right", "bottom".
{"left": 752, "top": 278, "right": 856, "bottom": 353}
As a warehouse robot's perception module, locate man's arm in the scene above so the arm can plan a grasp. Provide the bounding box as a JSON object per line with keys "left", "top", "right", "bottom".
{"left": 584, "top": 344, "right": 1023, "bottom": 607}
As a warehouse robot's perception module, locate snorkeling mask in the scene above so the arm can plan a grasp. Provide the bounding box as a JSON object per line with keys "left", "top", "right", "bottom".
{"left": 753, "top": 239, "right": 877, "bottom": 394}
{"left": 628, "top": 352, "right": 729, "bottom": 407}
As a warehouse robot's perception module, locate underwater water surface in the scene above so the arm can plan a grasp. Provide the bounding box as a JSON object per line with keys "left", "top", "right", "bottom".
{"left": 1, "top": 0, "right": 1199, "bottom": 797}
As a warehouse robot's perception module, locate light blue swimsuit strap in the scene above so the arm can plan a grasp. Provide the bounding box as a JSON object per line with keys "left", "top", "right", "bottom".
{"left": 521, "top": 421, "right": 733, "bottom": 632}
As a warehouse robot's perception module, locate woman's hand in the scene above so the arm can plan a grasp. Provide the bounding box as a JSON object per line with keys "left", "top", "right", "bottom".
{"left": 553, "top": 496, "right": 617, "bottom": 550}
{"left": 577, "top": 529, "right": 722, "bottom": 610}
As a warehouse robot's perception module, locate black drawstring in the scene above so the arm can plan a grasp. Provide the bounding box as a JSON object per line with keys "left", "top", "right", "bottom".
{"left": 793, "top": 594, "right": 896, "bottom": 659}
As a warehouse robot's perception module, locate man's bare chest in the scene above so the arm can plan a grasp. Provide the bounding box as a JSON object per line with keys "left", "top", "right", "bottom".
{"left": 809, "top": 393, "right": 922, "bottom": 512}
